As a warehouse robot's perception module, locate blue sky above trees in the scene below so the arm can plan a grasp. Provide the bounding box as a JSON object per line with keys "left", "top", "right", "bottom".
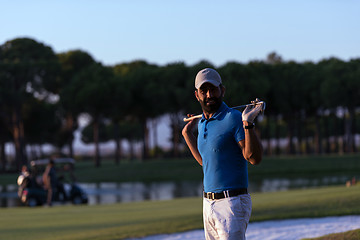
{"left": 1, "top": 0, "right": 359, "bottom": 67}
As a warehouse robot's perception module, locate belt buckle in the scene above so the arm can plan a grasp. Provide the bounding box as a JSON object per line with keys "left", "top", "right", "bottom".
{"left": 207, "top": 192, "right": 215, "bottom": 200}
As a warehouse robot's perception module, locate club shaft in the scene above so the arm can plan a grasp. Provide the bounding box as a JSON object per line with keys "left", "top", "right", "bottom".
{"left": 183, "top": 102, "right": 264, "bottom": 122}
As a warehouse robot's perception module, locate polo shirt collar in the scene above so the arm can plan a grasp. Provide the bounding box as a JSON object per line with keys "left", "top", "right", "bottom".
{"left": 200, "top": 102, "right": 228, "bottom": 122}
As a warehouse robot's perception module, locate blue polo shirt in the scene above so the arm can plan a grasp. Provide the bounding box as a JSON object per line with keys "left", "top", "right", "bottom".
{"left": 197, "top": 102, "right": 248, "bottom": 193}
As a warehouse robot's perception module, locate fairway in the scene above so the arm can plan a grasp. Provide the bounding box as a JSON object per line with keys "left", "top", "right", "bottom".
{"left": 1, "top": 184, "right": 360, "bottom": 240}
{"left": 1, "top": 155, "right": 360, "bottom": 239}
{"left": 0, "top": 198, "right": 203, "bottom": 240}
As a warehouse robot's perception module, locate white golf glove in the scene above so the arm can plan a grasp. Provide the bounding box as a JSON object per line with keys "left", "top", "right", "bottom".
{"left": 242, "top": 98, "right": 263, "bottom": 123}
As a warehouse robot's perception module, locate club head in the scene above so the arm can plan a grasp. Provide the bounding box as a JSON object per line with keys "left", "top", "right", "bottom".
{"left": 253, "top": 98, "right": 266, "bottom": 114}
{"left": 260, "top": 101, "right": 266, "bottom": 113}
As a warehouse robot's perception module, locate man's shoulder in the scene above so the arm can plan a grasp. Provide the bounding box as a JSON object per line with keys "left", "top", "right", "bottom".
{"left": 218, "top": 103, "right": 241, "bottom": 118}
{"left": 225, "top": 107, "right": 243, "bottom": 121}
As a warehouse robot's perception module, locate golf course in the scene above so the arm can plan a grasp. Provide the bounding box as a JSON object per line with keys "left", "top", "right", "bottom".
{"left": 0, "top": 154, "right": 359, "bottom": 240}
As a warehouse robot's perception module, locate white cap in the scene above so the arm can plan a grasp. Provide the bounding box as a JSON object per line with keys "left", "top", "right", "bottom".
{"left": 195, "top": 68, "right": 222, "bottom": 89}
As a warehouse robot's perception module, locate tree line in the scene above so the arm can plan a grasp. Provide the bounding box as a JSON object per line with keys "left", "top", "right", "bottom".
{"left": 1, "top": 37, "right": 359, "bottom": 171}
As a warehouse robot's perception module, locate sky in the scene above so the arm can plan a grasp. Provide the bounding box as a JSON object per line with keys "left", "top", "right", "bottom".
{"left": 1, "top": 0, "right": 359, "bottom": 67}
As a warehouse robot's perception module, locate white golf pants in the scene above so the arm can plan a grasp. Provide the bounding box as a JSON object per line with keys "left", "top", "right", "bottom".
{"left": 203, "top": 194, "right": 252, "bottom": 240}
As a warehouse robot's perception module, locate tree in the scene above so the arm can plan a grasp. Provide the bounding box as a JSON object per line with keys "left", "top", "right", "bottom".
{"left": 111, "top": 65, "right": 134, "bottom": 163}
{"left": 298, "top": 62, "right": 319, "bottom": 154}
{"left": 115, "top": 119, "right": 143, "bottom": 160}
{"left": 114, "top": 61, "right": 162, "bottom": 160}
{"left": 57, "top": 50, "right": 96, "bottom": 157}
{"left": 346, "top": 59, "right": 360, "bottom": 152}
{"left": 320, "top": 58, "right": 359, "bottom": 153}
{"left": 71, "top": 63, "right": 115, "bottom": 167}
{"left": 0, "top": 113, "right": 12, "bottom": 172}
{"left": 219, "top": 62, "right": 250, "bottom": 107}
{"left": 0, "top": 67, "right": 12, "bottom": 171}
{"left": 22, "top": 96, "right": 62, "bottom": 159}
{"left": 0, "top": 38, "right": 60, "bottom": 169}
{"left": 81, "top": 121, "right": 110, "bottom": 144}
{"left": 160, "top": 62, "right": 190, "bottom": 157}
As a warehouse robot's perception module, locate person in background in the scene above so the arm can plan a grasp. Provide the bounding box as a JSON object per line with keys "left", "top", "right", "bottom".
{"left": 43, "top": 158, "right": 58, "bottom": 206}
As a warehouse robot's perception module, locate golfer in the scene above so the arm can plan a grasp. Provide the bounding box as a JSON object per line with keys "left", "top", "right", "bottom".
{"left": 182, "top": 68, "right": 263, "bottom": 240}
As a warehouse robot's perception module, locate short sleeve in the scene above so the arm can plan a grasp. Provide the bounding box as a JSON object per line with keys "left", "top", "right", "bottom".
{"left": 233, "top": 111, "right": 245, "bottom": 142}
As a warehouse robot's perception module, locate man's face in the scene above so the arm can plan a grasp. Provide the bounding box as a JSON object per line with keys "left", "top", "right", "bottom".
{"left": 195, "top": 82, "right": 224, "bottom": 114}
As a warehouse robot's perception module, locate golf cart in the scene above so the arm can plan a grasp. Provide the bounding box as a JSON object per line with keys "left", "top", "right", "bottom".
{"left": 17, "top": 158, "right": 88, "bottom": 207}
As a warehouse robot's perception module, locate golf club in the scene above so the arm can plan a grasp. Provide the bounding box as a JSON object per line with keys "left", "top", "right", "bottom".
{"left": 183, "top": 101, "right": 266, "bottom": 122}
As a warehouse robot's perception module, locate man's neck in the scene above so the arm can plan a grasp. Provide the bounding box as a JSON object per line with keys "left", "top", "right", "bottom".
{"left": 203, "top": 103, "right": 222, "bottom": 119}
{"left": 203, "top": 112, "right": 214, "bottom": 119}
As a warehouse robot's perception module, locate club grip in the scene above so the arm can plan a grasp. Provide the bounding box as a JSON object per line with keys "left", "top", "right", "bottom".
{"left": 183, "top": 114, "right": 202, "bottom": 122}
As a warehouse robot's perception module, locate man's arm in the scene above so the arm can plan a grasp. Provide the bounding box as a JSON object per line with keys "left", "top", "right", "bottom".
{"left": 239, "top": 99, "right": 264, "bottom": 165}
{"left": 182, "top": 118, "right": 202, "bottom": 166}
{"left": 238, "top": 122, "right": 263, "bottom": 165}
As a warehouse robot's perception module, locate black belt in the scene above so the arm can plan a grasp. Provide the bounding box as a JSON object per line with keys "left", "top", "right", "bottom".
{"left": 203, "top": 188, "right": 248, "bottom": 200}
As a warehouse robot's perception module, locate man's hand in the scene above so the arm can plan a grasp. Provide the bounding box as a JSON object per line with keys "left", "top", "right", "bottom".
{"left": 182, "top": 114, "right": 202, "bottom": 166}
{"left": 242, "top": 98, "right": 263, "bottom": 123}
{"left": 182, "top": 114, "right": 199, "bottom": 135}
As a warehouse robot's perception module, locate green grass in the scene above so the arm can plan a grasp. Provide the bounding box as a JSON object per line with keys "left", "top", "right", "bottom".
{"left": 1, "top": 155, "right": 360, "bottom": 240}
{"left": 1, "top": 184, "right": 360, "bottom": 240}
{"left": 0, "top": 197, "right": 203, "bottom": 240}
{"left": 251, "top": 184, "right": 360, "bottom": 221}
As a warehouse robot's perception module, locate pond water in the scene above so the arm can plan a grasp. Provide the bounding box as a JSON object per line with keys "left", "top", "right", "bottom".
{"left": 0, "top": 175, "right": 352, "bottom": 208}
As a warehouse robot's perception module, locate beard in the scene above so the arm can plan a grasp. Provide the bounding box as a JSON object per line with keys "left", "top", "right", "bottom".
{"left": 199, "top": 95, "right": 223, "bottom": 115}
